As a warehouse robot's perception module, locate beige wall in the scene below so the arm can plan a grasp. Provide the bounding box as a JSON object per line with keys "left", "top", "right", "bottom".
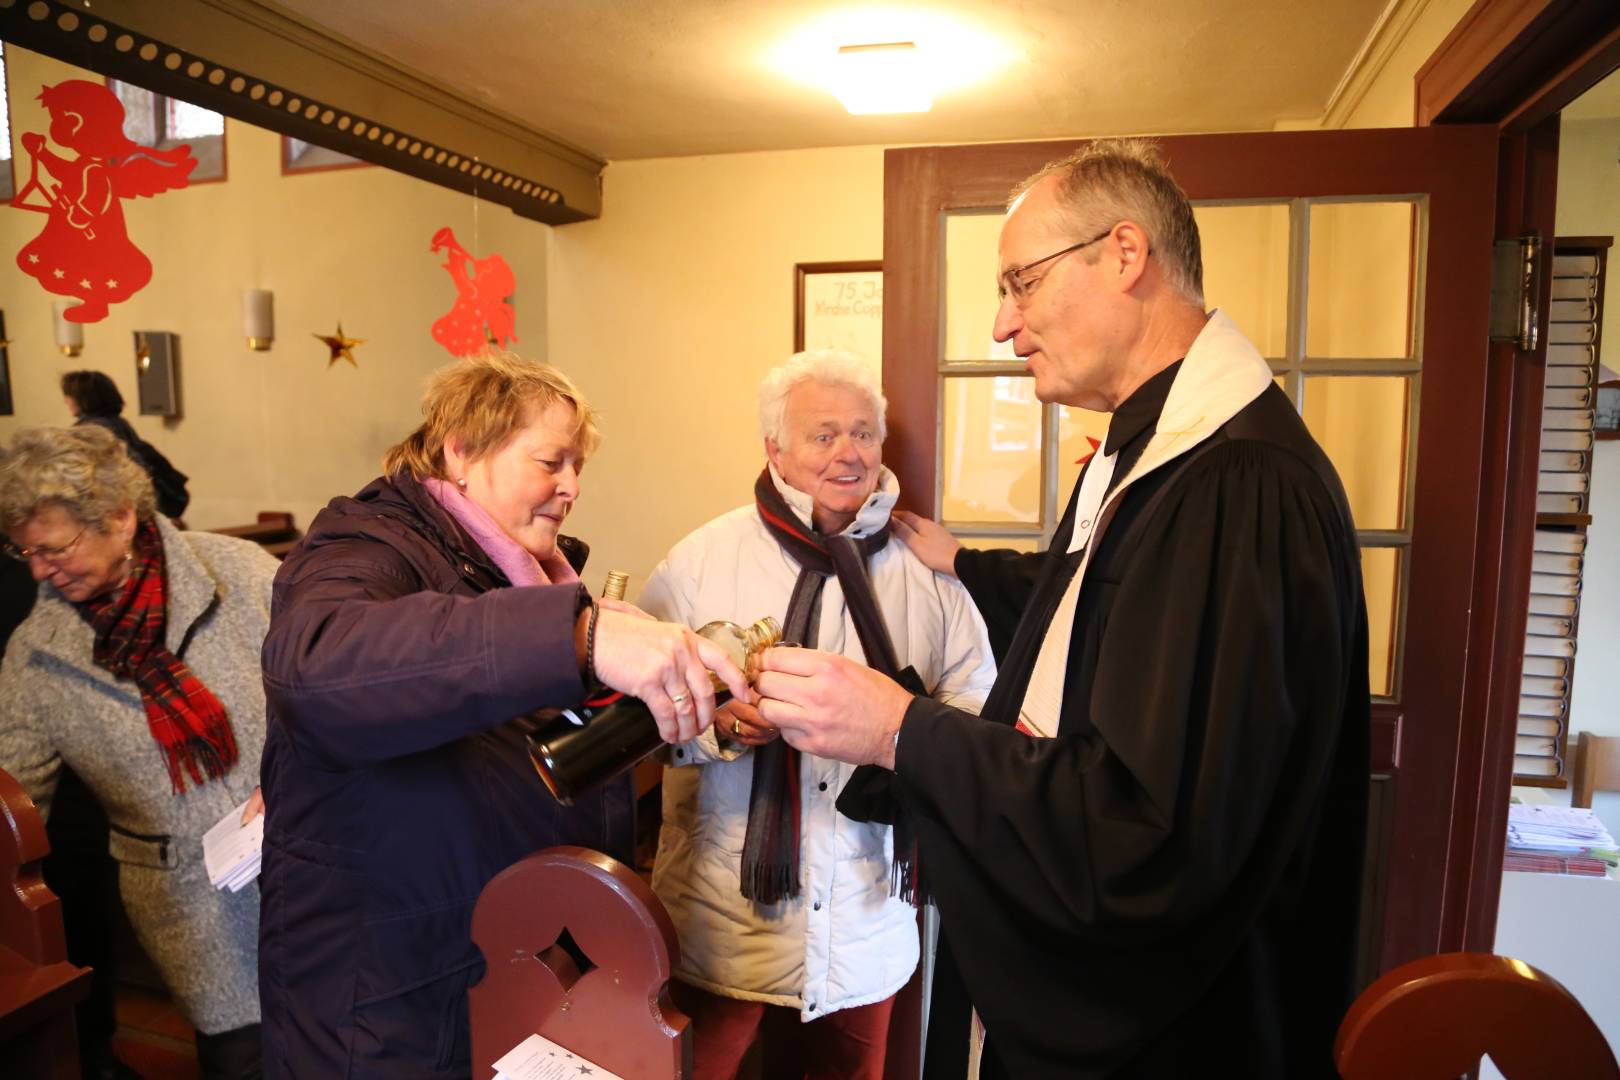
{"left": 1553, "top": 116, "right": 1620, "bottom": 831}
{"left": 1338, "top": 0, "right": 1480, "bottom": 130}
{"left": 546, "top": 147, "right": 883, "bottom": 595}
{"left": 1, "top": 45, "right": 551, "bottom": 533}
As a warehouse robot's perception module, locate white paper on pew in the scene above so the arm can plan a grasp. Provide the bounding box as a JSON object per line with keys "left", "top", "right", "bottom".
{"left": 492, "top": 1032, "right": 625, "bottom": 1080}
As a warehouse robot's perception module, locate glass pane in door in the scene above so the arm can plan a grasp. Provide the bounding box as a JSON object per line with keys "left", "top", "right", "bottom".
{"left": 1056, "top": 405, "right": 1113, "bottom": 499}
{"left": 942, "top": 375, "right": 1042, "bottom": 524}
{"left": 944, "top": 212, "right": 1016, "bottom": 363}
{"left": 1301, "top": 376, "right": 1410, "bottom": 531}
{"left": 1361, "top": 546, "right": 1402, "bottom": 698}
{"left": 959, "top": 535, "right": 1041, "bottom": 553}
{"left": 1193, "top": 202, "right": 1290, "bottom": 358}
{"left": 1306, "top": 200, "right": 1418, "bottom": 359}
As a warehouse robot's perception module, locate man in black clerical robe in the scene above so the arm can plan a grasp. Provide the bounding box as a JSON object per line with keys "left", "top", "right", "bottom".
{"left": 755, "top": 137, "right": 1370, "bottom": 1079}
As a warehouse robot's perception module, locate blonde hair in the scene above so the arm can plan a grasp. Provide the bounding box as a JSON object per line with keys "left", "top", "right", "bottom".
{"left": 757, "top": 349, "right": 887, "bottom": 446}
{"left": 382, "top": 351, "right": 601, "bottom": 480}
{"left": 0, "top": 425, "right": 156, "bottom": 531}
{"left": 1014, "top": 138, "right": 1205, "bottom": 306}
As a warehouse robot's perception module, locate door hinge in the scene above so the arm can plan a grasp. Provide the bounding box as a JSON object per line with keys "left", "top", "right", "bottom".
{"left": 1490, "top": 235, "right": 1541, "bottom": 351}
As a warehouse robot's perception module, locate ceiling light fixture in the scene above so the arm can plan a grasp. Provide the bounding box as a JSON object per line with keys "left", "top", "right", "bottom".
{"left": 833, "top": 41, "right": 930, "bottom": 115}
{"left": 768, "top": 10, "right": 1018, "bottom": 116}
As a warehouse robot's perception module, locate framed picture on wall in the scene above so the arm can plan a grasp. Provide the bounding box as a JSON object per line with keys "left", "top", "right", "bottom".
{"left": 1596, "top": 380, "right": 1619, "bottom": 439}
{"left": 795, "top": 261, "right": 883, "bottom": 377}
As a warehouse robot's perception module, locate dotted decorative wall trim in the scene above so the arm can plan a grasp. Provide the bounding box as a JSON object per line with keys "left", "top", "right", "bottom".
{"left": 1, "top": 0, "right": 592, "bottom": 224}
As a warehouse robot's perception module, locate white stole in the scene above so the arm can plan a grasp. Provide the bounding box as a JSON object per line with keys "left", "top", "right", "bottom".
{"left": 1014, "top": 447, "right": 1118, "bottom": 738}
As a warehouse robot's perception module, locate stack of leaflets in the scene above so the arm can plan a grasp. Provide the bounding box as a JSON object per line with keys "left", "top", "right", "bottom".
{"left": 203, "top": 797, "right": 264, "bottom": 892}
{"left": 1504, "top": 803, "right": 1617, "bottom": 877}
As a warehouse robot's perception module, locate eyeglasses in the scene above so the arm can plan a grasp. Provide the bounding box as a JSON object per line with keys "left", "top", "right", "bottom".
{"left": 997, "top": 225, "right": 1116, "bottom": 305}
{"left": 3, "top": 527, "right": 87, "bottom": 564}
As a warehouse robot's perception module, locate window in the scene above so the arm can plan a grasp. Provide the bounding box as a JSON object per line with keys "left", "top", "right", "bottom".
{"left": 108, "top": 80, "right": 226, "bottom": 182}
{"left": 1, "top": 45, "right": 14, "bottom": 201}
{"left": 938, "top": 196, "right": 1426, "bottom": 701}
{"left": 282, "top": 136, "right": 366, "bottom": 174}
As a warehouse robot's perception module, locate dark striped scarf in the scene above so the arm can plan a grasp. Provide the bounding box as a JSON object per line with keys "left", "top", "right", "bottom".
{"left": 746, "top": 468, "right": 924, "bottom": 904}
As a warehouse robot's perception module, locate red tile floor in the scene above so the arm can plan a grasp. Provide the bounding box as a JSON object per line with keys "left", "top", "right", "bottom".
{"left": 110, "top": 986, "right": 200, "bottom": 1080}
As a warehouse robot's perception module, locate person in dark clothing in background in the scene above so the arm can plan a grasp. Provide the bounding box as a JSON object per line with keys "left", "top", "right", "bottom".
{"left": 754, "top": 139, "right": 1370, "bottom": 1079}
{"left": 63, "top": 370, "right": 190, "bottom": 521}
{"left": 0, "top": 547, "right": 35, "bottom": 655}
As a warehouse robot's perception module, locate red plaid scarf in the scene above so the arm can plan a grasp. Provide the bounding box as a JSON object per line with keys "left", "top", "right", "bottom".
{"left": 79, "top": 518, "right": 238, "bottom": 794}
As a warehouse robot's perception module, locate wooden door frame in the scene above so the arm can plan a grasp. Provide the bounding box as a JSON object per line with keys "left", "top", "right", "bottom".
{"left": 1413, "top": 0, "right": 1620, "bottom": 961}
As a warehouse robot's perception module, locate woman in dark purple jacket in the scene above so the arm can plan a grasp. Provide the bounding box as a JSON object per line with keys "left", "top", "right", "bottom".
{"left": 258, "top": 353, "right": 748, "bottom": 1079}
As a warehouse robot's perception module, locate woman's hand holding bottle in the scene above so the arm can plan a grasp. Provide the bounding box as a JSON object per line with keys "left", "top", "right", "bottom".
{"left": 586, "top": 604, "right": 752, "bottom": 744}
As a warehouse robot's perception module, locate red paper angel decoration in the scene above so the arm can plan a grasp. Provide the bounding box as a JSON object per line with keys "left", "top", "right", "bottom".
{"left": 430, "top": 226, "right": 517, "bottom": 357}
{"left": 10, "top": 80, "right": 197, "bottom": 324}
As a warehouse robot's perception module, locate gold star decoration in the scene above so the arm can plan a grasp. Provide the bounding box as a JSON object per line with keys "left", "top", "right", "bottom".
{"left": 314, "top": 323, "right": 364, "bottom": 368}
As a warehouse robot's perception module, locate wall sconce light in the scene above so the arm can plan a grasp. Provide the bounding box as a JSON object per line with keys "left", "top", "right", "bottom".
{"left": 52, "top": 301, "right": 84, "bottom": 358}
{"left": 243, "top": 289, "right": 274, "bottom": 350}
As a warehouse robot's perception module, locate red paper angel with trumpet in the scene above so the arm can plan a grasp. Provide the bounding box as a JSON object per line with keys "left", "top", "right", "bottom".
{"left": 11, "top": 80, "right": 197, "bottom": 323}
{"left": 430, "top": 226, "right": 518, "bottom": 357}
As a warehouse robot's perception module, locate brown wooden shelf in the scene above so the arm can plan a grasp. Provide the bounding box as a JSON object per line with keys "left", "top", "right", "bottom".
{"left": 1534, "top": 512, "right": 1593, "bottom": 528}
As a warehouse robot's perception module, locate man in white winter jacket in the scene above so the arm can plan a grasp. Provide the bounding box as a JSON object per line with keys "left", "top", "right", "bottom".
{"left": 641, "top": 349, "right": 995, "bottom": 1080}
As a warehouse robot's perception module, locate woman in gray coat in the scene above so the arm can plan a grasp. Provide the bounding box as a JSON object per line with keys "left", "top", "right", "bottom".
{"left": 0, "top": 425, "right": 273, "bottom": 1078}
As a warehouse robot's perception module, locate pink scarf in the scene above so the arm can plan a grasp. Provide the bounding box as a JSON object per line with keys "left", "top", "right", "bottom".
{"left": 423, "top": 477, "right": 579, "bottom": 587}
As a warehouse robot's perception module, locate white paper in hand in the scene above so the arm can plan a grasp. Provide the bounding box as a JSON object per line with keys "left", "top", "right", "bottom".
{"left": 203, "top": 798, "right": 264, "bottom": 891}
{"left": 492, "top": 1032, "right": 625, "bottom": 1080}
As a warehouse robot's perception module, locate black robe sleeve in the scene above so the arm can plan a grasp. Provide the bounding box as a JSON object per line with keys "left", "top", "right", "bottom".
{"left": 953, "top": 547, "right": 1045, "bottom": 663}
{"left": 897, "top": 440, "right": 1368, "bottom": 1076}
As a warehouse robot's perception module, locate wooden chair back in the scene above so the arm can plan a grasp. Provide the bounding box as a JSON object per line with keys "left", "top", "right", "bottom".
{"left": 0, "top": 766, "right": 91, "bottom": 1080}
{"left": 1573, "top": 732, "right": 1620, "bottom": 809}
{"left": 1335, "top": 951, "right": 1620, "bottom": 1079}
{"left": 469, "top": 845, "right": 690, "bottom": 1078}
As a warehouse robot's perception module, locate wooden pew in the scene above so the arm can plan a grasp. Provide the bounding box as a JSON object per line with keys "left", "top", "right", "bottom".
{"left": 0, "top": 767, "right": 92, "bottom": 1080}
{"left": 470, "top": 845, "right": 691, "bottom": 1078}
{"left": 209, "top": 511, "right": 302, "bottom": 560}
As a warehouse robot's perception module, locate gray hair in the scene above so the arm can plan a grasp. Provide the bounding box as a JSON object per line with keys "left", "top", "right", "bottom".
{"left": 1013, "top": 138, "right": 1205, "bottom": 307}
{"left": 757, "top": 349, "right": 888, "bottom": 446}
{"left": 0, "top": 426, "right": 156, "bottom": 532}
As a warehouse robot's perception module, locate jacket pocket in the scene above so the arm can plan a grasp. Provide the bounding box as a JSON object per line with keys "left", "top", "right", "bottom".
{"left": 434, "top": 965, "right": 475, "bottom": 1072}
{"left": 349, "top": 961, "right": 479, "bottom": 1077}
{"left": 108, "top": 823, "right": 178, "bottom": 870}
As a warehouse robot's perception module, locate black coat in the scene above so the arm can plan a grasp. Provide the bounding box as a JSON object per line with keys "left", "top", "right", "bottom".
{"left": 258, "top": 473, "right": 634, "bottom": 1079}
{"left": 904, "top": 385, "right": 1370, "bottom": 1079}
{"left": 77, "top": 415, "right": 190, "bottom": 519}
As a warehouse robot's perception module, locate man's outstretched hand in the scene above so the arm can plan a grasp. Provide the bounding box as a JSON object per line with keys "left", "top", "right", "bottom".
{"left": 755, "top": 646, "right": 912, "bottom": 770}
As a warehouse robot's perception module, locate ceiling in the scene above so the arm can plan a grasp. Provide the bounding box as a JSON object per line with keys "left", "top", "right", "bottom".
{"left": 271, "top": 0, "right": 1392, "bottom": 162}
